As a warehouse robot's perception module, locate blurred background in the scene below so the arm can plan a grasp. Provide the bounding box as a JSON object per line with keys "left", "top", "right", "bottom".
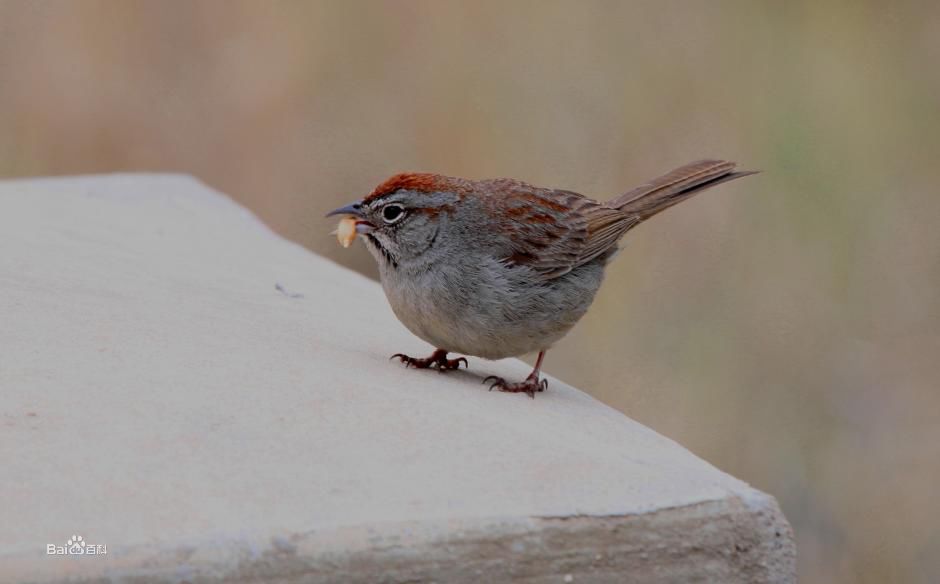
{"left": 2, "top": 1, "right": 938, "bottom": 581}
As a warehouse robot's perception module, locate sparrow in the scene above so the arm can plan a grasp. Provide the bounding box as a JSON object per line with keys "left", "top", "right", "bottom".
{"left": 328, "top": 159, "right": 756, "bottom": 396}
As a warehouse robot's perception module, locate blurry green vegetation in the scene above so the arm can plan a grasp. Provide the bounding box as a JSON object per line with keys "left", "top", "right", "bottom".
{"left": 1, "top": 1, "right": 938, "bottom": 582}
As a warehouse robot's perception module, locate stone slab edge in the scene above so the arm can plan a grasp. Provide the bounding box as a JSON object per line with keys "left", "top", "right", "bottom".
{"left": 9, "top": 492, "right": 794, "bottom": 583}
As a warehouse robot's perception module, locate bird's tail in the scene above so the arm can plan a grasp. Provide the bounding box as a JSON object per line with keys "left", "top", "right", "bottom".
{"left": 607, "top": 159, "right": 757, "bottom": 220}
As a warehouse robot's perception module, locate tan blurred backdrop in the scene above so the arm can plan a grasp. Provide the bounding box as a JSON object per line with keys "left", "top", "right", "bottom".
{"left": 2, "top": 1, "right": 938, "bottom": 582}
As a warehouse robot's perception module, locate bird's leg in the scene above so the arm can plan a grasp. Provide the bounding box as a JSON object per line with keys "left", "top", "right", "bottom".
{"left": 391, "top": 348, "right": 468, "bottom": 372}
{"left": 483, "top": 350, "right": 548, "bottom": 398}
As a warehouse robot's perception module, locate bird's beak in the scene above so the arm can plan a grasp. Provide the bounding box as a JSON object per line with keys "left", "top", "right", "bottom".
{"left": 326, "top": 201, "right": 364, "bottom": 218}
{"left": 326, "top": 200, "right": 375, "bottom": 234}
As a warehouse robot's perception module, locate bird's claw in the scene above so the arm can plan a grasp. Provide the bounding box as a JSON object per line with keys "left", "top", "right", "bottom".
{"left": 482, "top": 375, "right": 547, "bottom": 398}
{"left": 391, "top": 350, "right": 467, "bottom": 372}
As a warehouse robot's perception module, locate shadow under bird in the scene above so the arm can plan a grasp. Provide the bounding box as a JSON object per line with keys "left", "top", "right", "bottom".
{"left": 327, "top": 159, "right": 756, "bottom": 397}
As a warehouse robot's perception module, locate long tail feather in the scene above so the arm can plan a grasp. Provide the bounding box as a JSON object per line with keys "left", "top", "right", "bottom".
{"left": 608, "top": 159, "right": 757, "bottom": 220}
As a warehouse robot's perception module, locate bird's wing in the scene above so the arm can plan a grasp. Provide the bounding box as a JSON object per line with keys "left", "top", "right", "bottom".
{"left": 484, "top": 179, "right": 636, "bottom": 279}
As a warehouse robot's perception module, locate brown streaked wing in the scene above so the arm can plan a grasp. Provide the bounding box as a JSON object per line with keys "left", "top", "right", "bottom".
{"left": 487, "top": 181, "right": 633, "bottom": 279}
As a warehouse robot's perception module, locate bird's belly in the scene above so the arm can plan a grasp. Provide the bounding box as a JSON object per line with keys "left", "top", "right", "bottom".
{"left": 380, "top": 258, "right": 605, "bottom": 360}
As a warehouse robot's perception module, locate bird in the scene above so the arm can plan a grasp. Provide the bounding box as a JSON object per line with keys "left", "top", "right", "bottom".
{"left": 327, "top": 159, "right": 756, "bottom": 397}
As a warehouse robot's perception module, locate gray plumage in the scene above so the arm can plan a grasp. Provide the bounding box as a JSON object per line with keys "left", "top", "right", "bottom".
{"left": 335, "top": 160, "right": 755, "bottom": 362}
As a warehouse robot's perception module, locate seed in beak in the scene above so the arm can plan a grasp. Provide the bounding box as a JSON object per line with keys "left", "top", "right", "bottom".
{"left": 335, "top": 217, "right": 358, "bottom": 248}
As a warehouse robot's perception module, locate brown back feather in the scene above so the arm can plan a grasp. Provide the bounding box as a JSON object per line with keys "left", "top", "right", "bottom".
{"left": 496, "top": 160, "right": 755, "bottom": 279}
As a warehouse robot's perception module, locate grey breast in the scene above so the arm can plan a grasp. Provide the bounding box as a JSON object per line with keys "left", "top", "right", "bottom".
{"left": 380, "top": 246, "right": 608, "bottom": 360}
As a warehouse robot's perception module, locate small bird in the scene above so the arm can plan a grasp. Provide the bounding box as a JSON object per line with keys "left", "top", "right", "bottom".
{"left": 327, "top": 160, "right": 756, "bottom": 397}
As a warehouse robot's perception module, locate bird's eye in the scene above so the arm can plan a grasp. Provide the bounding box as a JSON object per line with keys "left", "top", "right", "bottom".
{"left": 382, "top": 204, "right": 406, "bottom": 224}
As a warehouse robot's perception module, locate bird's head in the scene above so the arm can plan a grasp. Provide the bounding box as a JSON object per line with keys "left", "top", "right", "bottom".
{"left": 327, "top": 173, "right": 473, "bottom": 268}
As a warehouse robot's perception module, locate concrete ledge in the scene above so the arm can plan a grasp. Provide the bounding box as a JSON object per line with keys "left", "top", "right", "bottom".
{"left": 0, "top": 175, "right": 795, "bottom": 583}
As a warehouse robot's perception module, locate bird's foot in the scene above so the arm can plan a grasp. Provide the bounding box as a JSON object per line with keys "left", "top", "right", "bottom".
{"left": 483, "top": 374, "right": 548, "bottom": 399}
{"left": 391, "top": 348, "right": 468, "bottom": 373}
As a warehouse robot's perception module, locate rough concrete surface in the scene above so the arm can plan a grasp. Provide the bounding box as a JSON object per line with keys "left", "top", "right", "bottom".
{"left": 0, "top": 175, "right": 795, "bottom": 583}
